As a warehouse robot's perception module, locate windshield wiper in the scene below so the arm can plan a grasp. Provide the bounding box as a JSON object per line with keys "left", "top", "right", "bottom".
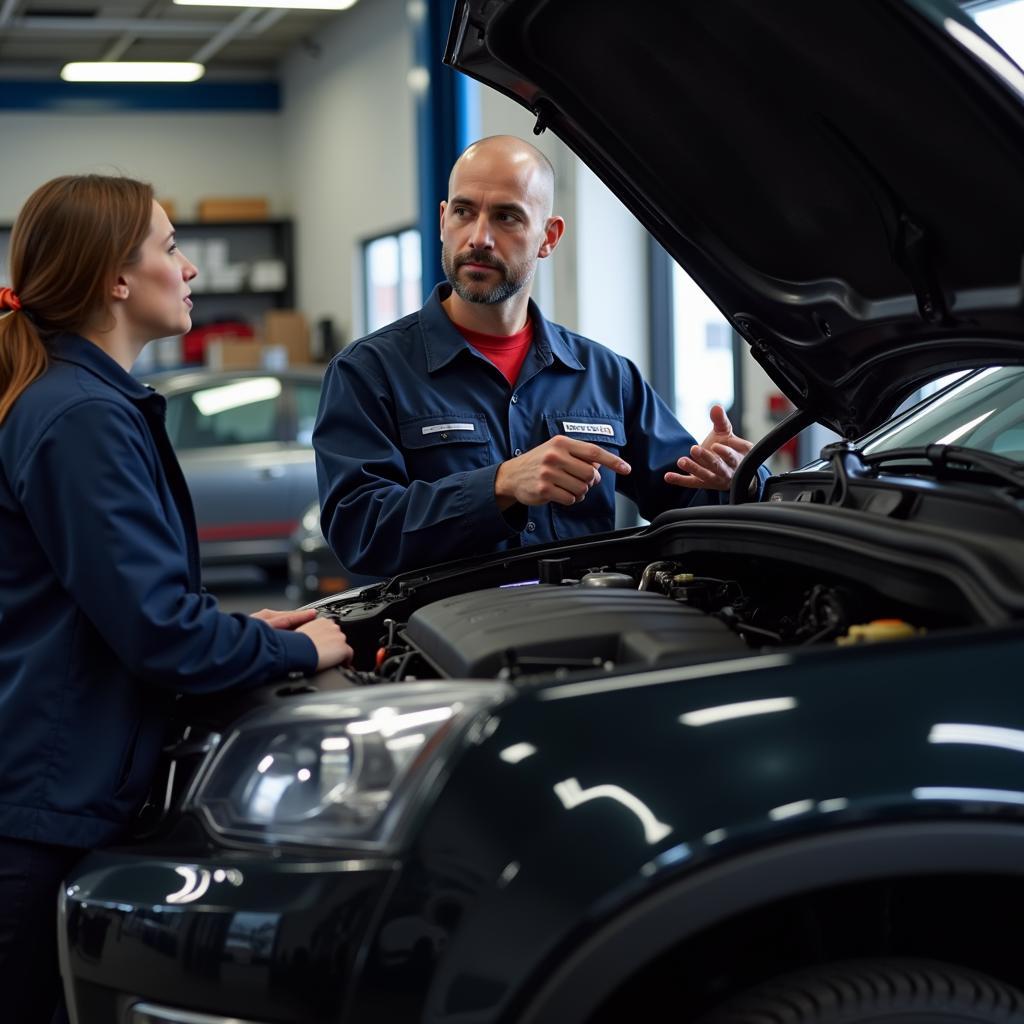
{"left": 820, "top": 440, "right": 1024, "bottom": 500}
{"left": 863, "top": 444, "right": 1024, "bottom": 490}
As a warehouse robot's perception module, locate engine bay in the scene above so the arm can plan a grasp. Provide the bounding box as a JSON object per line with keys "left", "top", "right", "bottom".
{"left": 353, "top": 559, "right": 937, "bottom": 685}
{"left": 316, "top": 496, "right": 1011, "bottom": 687}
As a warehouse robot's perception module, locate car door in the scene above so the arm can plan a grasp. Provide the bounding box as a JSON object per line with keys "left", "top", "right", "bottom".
{"left": 279, "top": 375, "right": 325, "bottom": 525}
{"left": 164, "top": 375, "right": 305, "bottom": 563}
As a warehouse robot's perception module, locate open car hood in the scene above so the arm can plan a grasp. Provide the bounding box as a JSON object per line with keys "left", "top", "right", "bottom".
{"left": 445, "top": 0, "right": 1024, "bottom": 436}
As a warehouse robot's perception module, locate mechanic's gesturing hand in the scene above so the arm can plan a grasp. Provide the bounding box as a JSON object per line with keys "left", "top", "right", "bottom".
{"left": 495, "top": 435, "right": 631, "bottom": 509}
{"left": 665, "top": 404, "right": 753, "bottom": 491}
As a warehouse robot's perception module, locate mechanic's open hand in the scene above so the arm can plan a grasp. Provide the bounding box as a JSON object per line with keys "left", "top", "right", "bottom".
{"left": 665, "top": 404, "right": 753, "bottom": 491}
{"left": 495, "top": 435, "right": 631, "bottom": 510}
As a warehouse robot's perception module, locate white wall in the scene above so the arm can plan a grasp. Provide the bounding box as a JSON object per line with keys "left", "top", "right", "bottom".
{"left": 0, "top": 112, "right": 286, "bottom": 222}
{"left": 279, "top": 0, "right": 415, "bottom": 348}
{"left": 0, "top": 0, "right": 416, "bottom": 351}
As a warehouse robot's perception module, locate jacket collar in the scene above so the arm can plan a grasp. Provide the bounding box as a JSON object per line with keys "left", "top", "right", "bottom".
{"left": 50, "top": 333, "right": 156, "bottom": 403}
{"left": 421, "top": 284, "right": 586, "bottom": 374}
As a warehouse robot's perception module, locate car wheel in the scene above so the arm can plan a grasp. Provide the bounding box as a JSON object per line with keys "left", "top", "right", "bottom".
{"left": 699, "top": 959, "right": 1024, "bottom": 1023}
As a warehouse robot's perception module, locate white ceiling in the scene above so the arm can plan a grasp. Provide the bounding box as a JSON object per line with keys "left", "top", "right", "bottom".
{"left": 0, "top": 0, "right": 346, "bottom": 78}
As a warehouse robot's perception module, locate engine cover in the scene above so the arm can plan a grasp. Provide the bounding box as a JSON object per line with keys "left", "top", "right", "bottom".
{"left": 403, "top": 584, "right": 747, "bottom": 678}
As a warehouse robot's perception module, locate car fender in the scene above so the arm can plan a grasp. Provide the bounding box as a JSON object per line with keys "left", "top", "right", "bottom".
{"left": 366, "top": 629, "right": 1024, "bottom": 1023}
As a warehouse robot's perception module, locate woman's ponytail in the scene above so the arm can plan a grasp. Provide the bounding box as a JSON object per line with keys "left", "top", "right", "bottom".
{"left": 0, "top": 302, "right": 47, "bottom": 424}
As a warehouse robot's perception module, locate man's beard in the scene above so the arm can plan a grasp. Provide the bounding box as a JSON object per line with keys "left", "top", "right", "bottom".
{"left": 442, "top": 243, "right": 534, "bottom": 305}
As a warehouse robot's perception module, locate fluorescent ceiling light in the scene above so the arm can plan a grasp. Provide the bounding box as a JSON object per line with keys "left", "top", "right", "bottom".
{"left": 175, "top": 0, "right": 357, "bottom": 8}
{"left": 61, "top": 62, "right": 205, "bottom": 83}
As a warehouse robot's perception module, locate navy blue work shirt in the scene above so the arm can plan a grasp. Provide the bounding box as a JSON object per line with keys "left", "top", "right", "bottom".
{"left": 315, "top": 285, "right": 752, "bottom": 578}
{"left": 0, "top": 334, "right": 317, "bottom": 848}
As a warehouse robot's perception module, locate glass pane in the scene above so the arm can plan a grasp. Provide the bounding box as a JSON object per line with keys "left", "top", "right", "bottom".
{"left": 400, "top": 229, "right": 422, "bottom": 317}
{"left": 672, "top": 264, "right": 735, "bottom": 435}
{"left": 365, "top": 236, "right": 401, "bottom": 333}
{"left": 862, "top": 366, "right": 1024, "bottom": 461}
{"left": 176, "top": 377, "right": 282, "bottom": 449}
{"left": 970, "top": 1, "right": 1024, "bottom": 68}
{"left": 294, "top": 382, "right": 322, "bottom": 446}
{"left": 164, "top": 394, "right": 186, "bottom": 448}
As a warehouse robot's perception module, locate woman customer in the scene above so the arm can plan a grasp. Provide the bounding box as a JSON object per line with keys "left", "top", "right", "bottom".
{"left": 0, "top": 174, "right": 352, "bottom": 1021}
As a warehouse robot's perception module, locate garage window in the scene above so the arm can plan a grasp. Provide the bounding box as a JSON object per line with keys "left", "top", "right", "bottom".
{"left": 363, "top": 227, "right": 422, "bottom": 334}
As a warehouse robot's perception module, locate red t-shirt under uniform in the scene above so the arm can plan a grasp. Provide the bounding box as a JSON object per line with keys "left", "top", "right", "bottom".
{"left": 454, "top": 318, "right": 534, "bottom": 388}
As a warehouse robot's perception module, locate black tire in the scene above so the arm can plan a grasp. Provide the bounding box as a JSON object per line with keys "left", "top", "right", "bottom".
{"left": 698, "top": 959, "right": 1024, "bottom": 1024}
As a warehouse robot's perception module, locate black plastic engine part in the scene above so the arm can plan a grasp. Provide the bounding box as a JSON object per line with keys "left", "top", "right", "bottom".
{"left": 403, "top": 584, "right": 748, "bottom": 678}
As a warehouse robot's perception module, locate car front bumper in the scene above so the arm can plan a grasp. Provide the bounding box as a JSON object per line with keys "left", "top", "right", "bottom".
{"left": 59, "top": 849, "right": 398, "bottom": 1024}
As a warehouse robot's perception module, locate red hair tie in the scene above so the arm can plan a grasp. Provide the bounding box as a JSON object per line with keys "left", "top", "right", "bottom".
{"left": 0, "top": 287, "right": 22, "bottom": 312}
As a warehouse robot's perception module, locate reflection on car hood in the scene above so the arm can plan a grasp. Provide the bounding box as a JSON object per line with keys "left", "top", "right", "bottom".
{"left": 445, "top": 0, "right": 1024, "bottom": 436}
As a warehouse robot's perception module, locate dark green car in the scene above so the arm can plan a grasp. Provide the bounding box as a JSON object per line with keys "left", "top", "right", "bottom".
{"left": 59, "top": 2, "right": 1024, "bottom": 1022}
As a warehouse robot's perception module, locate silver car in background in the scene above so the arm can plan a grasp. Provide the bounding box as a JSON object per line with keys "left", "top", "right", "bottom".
{"left": 147, "top": 367, "right": 325, "bottom": 572}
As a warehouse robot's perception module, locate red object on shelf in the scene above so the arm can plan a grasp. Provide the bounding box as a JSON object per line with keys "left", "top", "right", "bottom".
{"left": 182, "top": 321, "right": 255, "bottom": 364}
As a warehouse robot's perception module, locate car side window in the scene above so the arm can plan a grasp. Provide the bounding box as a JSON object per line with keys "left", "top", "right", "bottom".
{"left": 166, "top": 377, "right": 283, "bottom": 450}
{"left": 294, "top": 382, "right": 322, "bottom": 446}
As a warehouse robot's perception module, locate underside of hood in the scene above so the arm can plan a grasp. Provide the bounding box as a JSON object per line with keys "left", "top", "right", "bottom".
{"left": 446, "top": 0, "right": 1024, "bottom": 436}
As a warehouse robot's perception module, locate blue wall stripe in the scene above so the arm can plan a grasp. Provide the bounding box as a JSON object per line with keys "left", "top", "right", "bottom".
{"left": 0, "top": 80, "right": 280, "bottom": 112}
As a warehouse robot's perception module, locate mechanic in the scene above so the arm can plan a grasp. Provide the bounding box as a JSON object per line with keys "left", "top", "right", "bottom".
{"left": 315, "top": 135, "right": 764, "bottom": 578}
{"left": 0, "top": 175, "right": 353, "bottom": 1023}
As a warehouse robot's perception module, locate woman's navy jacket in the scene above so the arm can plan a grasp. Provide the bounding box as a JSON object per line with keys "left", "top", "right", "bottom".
{"left": 0, "top": 335, "right": 317, "bottom": 848}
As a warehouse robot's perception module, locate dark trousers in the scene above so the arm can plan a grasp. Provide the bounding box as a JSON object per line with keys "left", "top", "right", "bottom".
{"left": 0, "top": 836, "right": 83, "bottom": 1024}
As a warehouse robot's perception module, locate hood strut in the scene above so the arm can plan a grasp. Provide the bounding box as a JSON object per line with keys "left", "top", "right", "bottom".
{"left": 730, "top": 407, "right": 816, "bottom": 505}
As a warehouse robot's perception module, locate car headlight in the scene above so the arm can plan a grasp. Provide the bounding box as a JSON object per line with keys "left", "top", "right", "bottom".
{"left": 189, "top": 682, "right": 508, "bottom": 849}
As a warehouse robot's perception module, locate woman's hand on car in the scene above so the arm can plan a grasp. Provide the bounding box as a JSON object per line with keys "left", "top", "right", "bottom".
{"left": 250, "top": 607, "right": 317, "bottom": 630}
{"left": 296, "top": 617, "right": 354, "bottom": 669}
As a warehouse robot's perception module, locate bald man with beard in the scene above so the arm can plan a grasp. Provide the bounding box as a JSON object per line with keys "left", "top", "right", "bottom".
{"left": 314, "top": 135, "right": 762, "bottom": 578}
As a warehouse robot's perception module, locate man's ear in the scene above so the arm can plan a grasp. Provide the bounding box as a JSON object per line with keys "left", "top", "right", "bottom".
{"left": 439, "top": 200, "right": 447, "bottom": 241}
{"left": 538, "top": 216, "right": 565, "bottom": 259}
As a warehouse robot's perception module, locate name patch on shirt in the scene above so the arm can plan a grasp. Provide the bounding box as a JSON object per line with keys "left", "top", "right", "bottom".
{"left": 562, "top": 421, "right": 615, "bottom": 437}
{"left": 422, "top": 422, "right": 475, "bottom": 435}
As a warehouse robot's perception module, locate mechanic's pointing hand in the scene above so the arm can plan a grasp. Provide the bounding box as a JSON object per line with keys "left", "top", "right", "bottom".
{"left": 495, "top": 435, "right": 631, "bottom": 510}
{"left": 665, "top": 404, "right": 753, "bottom": 491}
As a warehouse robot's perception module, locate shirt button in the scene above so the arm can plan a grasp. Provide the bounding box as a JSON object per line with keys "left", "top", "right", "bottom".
{"left": 511, "top": 394, "right": 518, "bottom": 404}
{"left": 514, "top": 448, "right": 522, "bottom": 456}
{"left": 525, "top": 521, "right": 536, "bottom": 532}
{"left": 440, "top": 432, "right": 448, "bottom": 440}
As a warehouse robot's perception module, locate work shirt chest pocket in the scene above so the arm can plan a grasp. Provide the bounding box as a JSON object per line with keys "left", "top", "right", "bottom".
{"left": 545, "top": 413, "right": 626, "bottom": 538}
{"left": 399, "top": 413, "right": 493, "bottom": 480}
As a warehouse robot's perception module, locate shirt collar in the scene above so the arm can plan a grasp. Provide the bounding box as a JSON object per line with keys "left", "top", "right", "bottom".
{"left": 421, "top": 284, "right": 585, "bottom": 374}
{"left": 50, "top": 333, "right": 156, "bottom": 403}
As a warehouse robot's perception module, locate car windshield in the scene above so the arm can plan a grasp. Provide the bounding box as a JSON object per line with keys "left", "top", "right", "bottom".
{"left": 856, "top": 366, "right": 1024, "bottom": 463}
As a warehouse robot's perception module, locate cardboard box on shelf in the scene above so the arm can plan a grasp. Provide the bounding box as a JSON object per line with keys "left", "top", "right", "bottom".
{"left": 263, "top": 309, "right": 311, "bottom": 365}
{"left": 197, "top": 197, "right": 270, "bottom": 222}
{"left": 250, "top": 258, "right": 287, "bottom": 292}
{"left": 205, "top": 338, "right": 265, "bottom": 371}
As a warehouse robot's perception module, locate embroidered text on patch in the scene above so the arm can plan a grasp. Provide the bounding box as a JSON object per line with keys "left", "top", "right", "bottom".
{"left": 422, "top": 422, "right": 476, "bottom": 435}
{"left": 562, "top": 421, "right": 615, "bottom": 437}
